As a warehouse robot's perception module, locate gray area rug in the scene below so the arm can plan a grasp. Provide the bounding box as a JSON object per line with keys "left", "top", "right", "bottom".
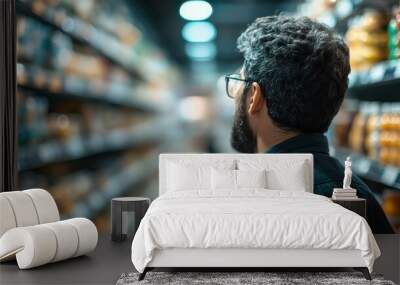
{"left": 116, "top": 272, "right": 396, "bottom": 285}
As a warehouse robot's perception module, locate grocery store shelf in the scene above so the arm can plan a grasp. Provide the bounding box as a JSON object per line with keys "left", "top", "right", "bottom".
{"left": 333, "top": 147, "right": 400, "bottom": 190}
{"left": 70, "top": 152, "right": 158, "bottom": 219}
{"left": 17, "top": 64, "right": 161, "bottom": 112}
{"left": 16, "top": 0, "right": 148, "bottom": 81}
{"left": 299, "top": 0, "right": 394, "bottom": 32}
{"left": 347, "top": 60, "right": 400, "bottom": 101}
{"left": 18, "top": 118, "right": 174, "bottom": 171}
{"left": 68, "top": 129, "right": 205, "bottom": 219}
{"left": 349, "top": 61, "right": 400, "bottom": 88}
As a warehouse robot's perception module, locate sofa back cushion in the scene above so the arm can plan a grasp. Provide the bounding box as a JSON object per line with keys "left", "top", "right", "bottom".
{"left": 0, "top": 189, "right": 60, "bottom": 238}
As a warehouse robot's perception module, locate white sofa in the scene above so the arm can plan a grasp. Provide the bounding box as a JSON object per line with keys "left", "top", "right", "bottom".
{"left": 0, "top": 189, "right": 98, "bottom": 269}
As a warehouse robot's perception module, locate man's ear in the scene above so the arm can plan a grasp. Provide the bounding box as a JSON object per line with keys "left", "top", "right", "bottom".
{"left": 248, "top": 82, "right": 264, "bottom": 115}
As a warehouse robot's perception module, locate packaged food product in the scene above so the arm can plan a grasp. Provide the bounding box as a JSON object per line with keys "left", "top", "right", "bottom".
{"left": 346, "top": 11, "right": 389, "bottom": 70}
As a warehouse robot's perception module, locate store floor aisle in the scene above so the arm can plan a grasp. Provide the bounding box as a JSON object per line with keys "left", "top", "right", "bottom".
{"left": 0, "top": 235, "right": 132, "bottom": 285}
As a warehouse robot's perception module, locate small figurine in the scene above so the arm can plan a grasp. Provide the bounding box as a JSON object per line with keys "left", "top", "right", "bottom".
{"left": 343, "top": 156, "right": 353, "bottom": 190}
{"left": 332, "top": 157, "right": 357, "bottom": 199}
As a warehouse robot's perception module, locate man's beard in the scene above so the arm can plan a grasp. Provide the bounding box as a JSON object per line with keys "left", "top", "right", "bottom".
{"left": 230, "top": 89, "right": 257, "bottom": 153}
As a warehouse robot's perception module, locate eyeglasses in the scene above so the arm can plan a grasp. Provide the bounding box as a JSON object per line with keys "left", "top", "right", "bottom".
{"left": 225, "top": 73, "right": 252, "bottom": 99}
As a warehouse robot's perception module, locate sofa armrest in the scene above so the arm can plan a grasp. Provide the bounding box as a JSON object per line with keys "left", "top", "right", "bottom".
{"left": 0, "top": 218, "right": 98, "bottom": 269}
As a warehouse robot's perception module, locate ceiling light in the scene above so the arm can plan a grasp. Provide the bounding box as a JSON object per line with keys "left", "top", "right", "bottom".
{"left": 182, "top": 21, "right": 216, "bottom": 43}
{"left": 185, "top": 43, "right": 216, "bottom": 61}
{"left": 179, "top": 1, "right": 213, "bottom": 21}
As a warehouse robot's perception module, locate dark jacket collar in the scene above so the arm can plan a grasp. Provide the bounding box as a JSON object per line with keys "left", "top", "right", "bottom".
{"left": 265, "top": 133, "right": 329, "bottom": 155}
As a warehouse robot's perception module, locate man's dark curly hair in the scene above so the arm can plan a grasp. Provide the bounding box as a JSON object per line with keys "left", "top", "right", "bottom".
{"left": 237, "top": 15, "right": 350, "bottom": 133}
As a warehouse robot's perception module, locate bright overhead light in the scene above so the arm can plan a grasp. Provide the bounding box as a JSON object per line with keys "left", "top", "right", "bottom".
{"left": 185, "top": 43, "right": 216, "bottom": 61}
{"left": 182, "top": 21, "right": 216, "bottom": 43}
{"left": 179, "top": 1, "right": 213, "bottom": 21}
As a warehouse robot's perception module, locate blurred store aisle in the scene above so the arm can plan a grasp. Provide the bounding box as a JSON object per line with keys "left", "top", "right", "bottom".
{"left": 16, "top": 0, "right": 400, "bottom": 233}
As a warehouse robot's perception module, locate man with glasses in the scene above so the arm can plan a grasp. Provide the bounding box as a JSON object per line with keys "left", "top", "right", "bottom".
{"left": 227, "top": 15, "right": 394, "bottom": 233}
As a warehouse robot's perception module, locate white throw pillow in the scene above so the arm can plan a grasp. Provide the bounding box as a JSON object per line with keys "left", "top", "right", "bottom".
{"left": 166, "top": 159, "right": 235, "bottom": 191}
{"left": 211, "top": 168, "right": 236, "bottom": 190}
{"left": 266, "top": 168, "right": 307, "bottom": 191}
{"left": 238, "top": 159, "right": 308, "bottom": 191}
{"left": 211, "top": 169, "right": 267, "bottom": 190}
{"left": 236, "top": 169, "right": 267, "bottom": 189}
{"left": 167, "top": 162, "right": 210, "bottom": 191}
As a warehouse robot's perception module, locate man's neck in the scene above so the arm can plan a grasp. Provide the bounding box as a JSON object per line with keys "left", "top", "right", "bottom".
{"left": 256, "top": 129, "right": 300, "bottom": 153}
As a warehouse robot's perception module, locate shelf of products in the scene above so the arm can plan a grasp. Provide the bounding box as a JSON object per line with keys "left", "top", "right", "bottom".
{"left": 298, "top": 1, "right": 400, "bottom": 101}
{"left": 17, "top": 64, "right": 165, "bottom": 112}
{"left": 347, "top": 60, "right": 400, "bottom": 102}
{"left": 299, "top": 1, "right": 399, "bottom": 65}
{"left": 298, "top": 0, "right": 397, "bottom": 36}
{"left": 17, "top": 0, "right": 147, "bottom": 81}
{"left": 348, "top": 60, "right": 400, "bottom": 90}
{"left": 18, "top": 146, "right": 158, "bottom": 229}
{"left": 18, "top": 117, "right": 174, "bottom": 171}
{"left": 335, "top": 101, "right": 400, "bottom": 168}
{"left": 16, "top": 0, "right": 182, "bottom": 233}
{"left": 345, "top": 9, "right": 391, "bottom": 71}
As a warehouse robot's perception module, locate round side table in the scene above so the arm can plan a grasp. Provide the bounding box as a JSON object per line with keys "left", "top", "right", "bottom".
{"left": 111, "top": 197, "right": 150, "bottom": 242}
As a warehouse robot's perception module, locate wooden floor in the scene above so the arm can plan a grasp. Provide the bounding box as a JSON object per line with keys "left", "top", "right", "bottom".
{"left": 0, "top": 234, "right": 398, "bottom": 284}
{"left": 0, "top": 235, "right": 133, "bottom": 285}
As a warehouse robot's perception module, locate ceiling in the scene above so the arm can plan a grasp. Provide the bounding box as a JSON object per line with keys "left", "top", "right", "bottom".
{"left": 133, "top": 0, "right": 304, "bottom": 73}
